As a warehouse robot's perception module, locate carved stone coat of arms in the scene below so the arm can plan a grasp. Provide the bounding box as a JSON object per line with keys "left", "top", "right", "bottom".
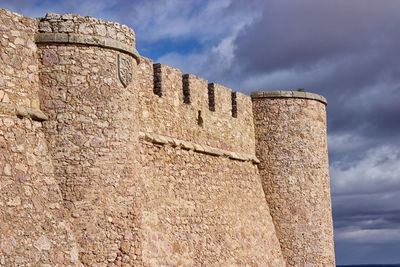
{"left": 118, "top": 54, "right": 133, "bottom": 88}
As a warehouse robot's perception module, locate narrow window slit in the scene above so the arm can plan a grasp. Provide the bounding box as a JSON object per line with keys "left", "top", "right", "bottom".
{"left": 182, "top": 74, "right": 191, "bottom": 104}
{"left": 208, "top": 83, "right": 215, "bottom": 112}
{"left": 231, "top": 91, "right": 237, "bottom": 118}
{"left": 153, "top": 63, "right": 162, "bottom": 97}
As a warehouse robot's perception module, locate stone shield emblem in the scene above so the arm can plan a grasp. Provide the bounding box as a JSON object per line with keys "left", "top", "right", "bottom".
{"left": 118, "top": 54, "right": 133, "bottom": 88}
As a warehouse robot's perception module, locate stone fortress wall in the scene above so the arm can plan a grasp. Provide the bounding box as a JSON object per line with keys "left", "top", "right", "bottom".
{"left": 0, "top": 8, "right": 335, "bottom": 267}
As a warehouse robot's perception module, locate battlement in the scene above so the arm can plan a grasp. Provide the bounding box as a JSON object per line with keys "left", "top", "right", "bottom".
{"left": 138, "top": 57, "right": 256, "bottom": 155}
{"left": 36, "top": 13, "right": 140, "bottom": 63}
{"left": 38, "top": 12, "right": 134, "bottom": 41}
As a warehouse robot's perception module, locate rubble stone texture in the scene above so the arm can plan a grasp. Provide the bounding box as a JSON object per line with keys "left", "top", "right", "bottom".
{"left": 0, "top": 7, "right": 335, "bottom": 266}
{"left": 252, "top": 94, "right": 335, "bottom": 266}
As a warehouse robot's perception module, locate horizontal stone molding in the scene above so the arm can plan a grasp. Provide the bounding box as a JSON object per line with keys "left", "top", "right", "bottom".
{"left": 0, "top": 103, "right": 48, "bottom": 121}
{"left": 251, "top": 90, "right": 327, "bottom": 105}
{"left": 35, "top": 32, "right": 140, "bottom": 64}
{"left": 139, "top": 131, "right": 260, "bottom": 164}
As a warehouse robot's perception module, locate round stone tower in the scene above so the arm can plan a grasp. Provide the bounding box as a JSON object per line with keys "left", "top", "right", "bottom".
{"left": 36, "top": 13, "right": 142, "bottom": 265}
{"left": 252, "top": 90, "right": 335, "bottom": 266}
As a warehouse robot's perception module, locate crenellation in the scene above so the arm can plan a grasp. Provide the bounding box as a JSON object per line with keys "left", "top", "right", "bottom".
{"left": 211, "top": 82, "right": 234, "bottom": 114}
{"left": 183, "top": 74, "right": 208, "bottom": 109}
{"left": 0, "top": 8, "right": 335, "bottom": 267}
{"left": 37, "top": 12, "right": 136, "bottom": 47}
{"left": 138, "top": 58, "right": 255, "bottom": 154}
{"left": 152, "top": 62, "right": 183, "bottom": 101}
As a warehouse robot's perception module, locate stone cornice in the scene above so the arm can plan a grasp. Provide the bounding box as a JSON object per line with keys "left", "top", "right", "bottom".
{"left": 251, "top": 90, "right": 327, "bottom": 105}
{"left": 35, "top": 32, "right": 141, "bottom": 64}
{"left": 139, "top": 131, "right": 260, "bottom": 164}
{"left": 0, "top": 103, "right": 48, "bottom": 121}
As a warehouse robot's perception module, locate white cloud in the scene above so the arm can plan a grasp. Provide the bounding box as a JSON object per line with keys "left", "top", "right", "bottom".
{"left": 151, "top": 0, "right": 260, "bottom": 81}
{"left": 328, "top": 133, "right": 369, "bottom": 155}
{"left": 331, "top": 145, "right": 400, "bottom": 195}
{"left": 156, "top": 52, "right": 208, "bottom": 76}
{"left": 336, "top": 228, "right": 400, "bottom": 244}
{"left": 126, "top": 0, "right": 257, "bottom": 43}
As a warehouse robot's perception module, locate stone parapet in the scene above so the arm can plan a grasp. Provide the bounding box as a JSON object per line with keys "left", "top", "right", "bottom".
{"left": 37, "top": 12, "right": 135, "bottom": 45}
{"left": 138, "top": 58, "right": 256, "bottom": 155}
{"left": 36, "top": 13, "right": 140, "bottom": 63}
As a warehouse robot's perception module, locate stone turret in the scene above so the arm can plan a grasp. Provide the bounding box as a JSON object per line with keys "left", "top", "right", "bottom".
{"left": 252, "top": 90, "right": 335, "bottom": 266}
{"left": 36, "top": 13, "right": 142, "bottom": 265}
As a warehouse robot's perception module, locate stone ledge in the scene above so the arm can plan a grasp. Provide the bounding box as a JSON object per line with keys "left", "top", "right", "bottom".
{"left": 0, "top": 103, "right": 48, "bottom": 121}
{"left": 35, "top": 32, "right": 141, "bottom": 64}
{"left": 139, "top": 131, "right": 260, "bottom": 164}
{"left": 251, "top": 90, "right": 327, "bottom": 105}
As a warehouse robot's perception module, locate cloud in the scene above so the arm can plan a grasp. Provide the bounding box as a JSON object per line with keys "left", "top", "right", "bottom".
{"left": 234, "top": 0, "right": 400, "bottom": 73}
{"left": 336, "top": 229, "right": 400, "bottom": 244}
{"left": 148, "top": 0, "right": 260, "bottom": 83}
{"left": 331, "top": 145, "right": 400, "bottom": 195}
{"left": 156, "top": 52, "right": 208, "bottom": 76}
{"left": 331, "top": 145, "right": 400, "bottom": 263}
{"left": 123, "top": 0, "right": 235, "bottom": 42}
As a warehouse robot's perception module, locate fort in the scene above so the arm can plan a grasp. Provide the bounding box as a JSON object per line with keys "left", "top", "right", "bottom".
{"left": 0, "top": 8, "right": 335, "bottom": 266}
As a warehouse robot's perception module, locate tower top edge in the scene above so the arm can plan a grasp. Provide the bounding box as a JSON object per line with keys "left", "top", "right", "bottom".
{"left": 251, "top": 90, "right": 327, "bottom": 105}
{"left": 35, "top": 12, "right": 139, "bottom": 62}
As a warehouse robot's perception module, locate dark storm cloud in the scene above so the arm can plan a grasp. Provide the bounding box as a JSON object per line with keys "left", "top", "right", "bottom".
{"left": 333, "top": 192, "right": 400, "bottom": 228}
{"left": 232, "top": 0, "right": 400, "bottom": 137}
{"left": 236, "top": 0, "right": 400, "bottom": 73}
{"left": 228, "top": 0, "right": 400, "bottom": 150}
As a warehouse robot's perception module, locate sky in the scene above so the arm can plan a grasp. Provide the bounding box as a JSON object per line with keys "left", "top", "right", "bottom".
{"left": 2, "top": 0, "right": 400, "bottom": 265}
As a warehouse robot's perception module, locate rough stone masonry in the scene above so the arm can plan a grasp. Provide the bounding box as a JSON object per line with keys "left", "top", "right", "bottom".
{"left": 0, "top": 7, "right": 335, "bottom": 267}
